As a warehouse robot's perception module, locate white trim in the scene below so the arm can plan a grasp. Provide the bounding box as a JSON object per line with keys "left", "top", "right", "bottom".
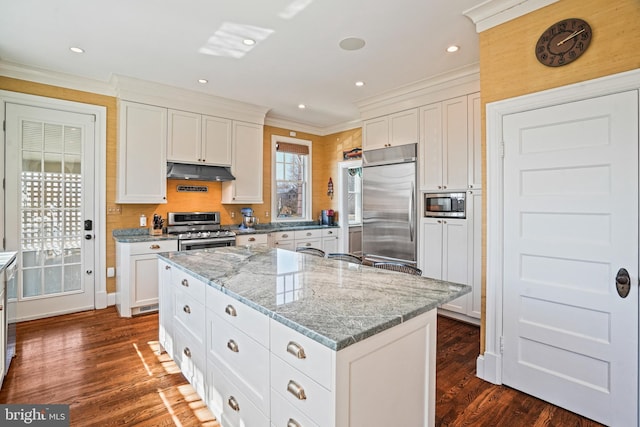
{"left": 337, "top": 160, "right": 363, "bottom": 253}
{"left": 481, "top": 67, "right": 640, "bottom": 385}
{"left": 463, "top": 0, "right": 558, "bottom": 33}
{"left": 271, "top": 135, "right": 313, "bottom": 223}
{"left": 0, "top": 90, "right": 108, "bottom": 311}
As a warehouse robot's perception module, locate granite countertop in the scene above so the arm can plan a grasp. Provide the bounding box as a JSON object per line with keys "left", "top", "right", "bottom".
{"left": 159, "top": 246, "right": 470, "bottom": 351}
{"left": 0, "top": 251, "right": 17, "bottom": 272}
{"left": 234, "top": 222, "right": 340, "bottom": 235}
{"left": 112, "top": 228, "right": 178, "bottom": 243}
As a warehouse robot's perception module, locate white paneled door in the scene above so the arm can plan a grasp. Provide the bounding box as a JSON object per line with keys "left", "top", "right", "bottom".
{"left": 502, "top": 90, "right": 638, "bottom": 426}
{"left": 5, "top": 103, "right": 96, "bottom": 320}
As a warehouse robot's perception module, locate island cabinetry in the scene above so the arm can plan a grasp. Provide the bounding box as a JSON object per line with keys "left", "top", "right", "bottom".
{"left": 221, "top": 121, "right": 263, "bottom": 204}
{"left": 158, "top": 261, "right": 174, "bottom": 359}
{"left": 363, "top": 108, "right": 418, "bottom": 150}
{"left": 167, "top": 109, "right": 232, "bottom": 166}
{"left": 172, "top": 267, "right": 207, "bottom": 398}
{"left": 115, "top": 239, "right": 177, "bottom": 317}
{"left": 116, "top": 101, "right": 168, "bottom": 203}
{"left": 236, "top": 233, "right": 268, "bottom": 248}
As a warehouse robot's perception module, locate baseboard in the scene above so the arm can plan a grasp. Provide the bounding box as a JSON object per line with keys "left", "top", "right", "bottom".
{"left": 107, "top": 292, "right": 116, "bottom": 307}
{"left": 476, "top": 351, "right": 502, "bottom": 385}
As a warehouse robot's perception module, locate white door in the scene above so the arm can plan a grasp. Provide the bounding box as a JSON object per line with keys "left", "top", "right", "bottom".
{"left": 5, "top": 103, "right": 96, "bottom": 320}
{"left": 502, "top": 90, "right": 638, "bottom": 426}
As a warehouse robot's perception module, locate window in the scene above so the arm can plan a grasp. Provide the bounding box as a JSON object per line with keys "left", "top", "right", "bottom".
{"left": 347, "top": 166, "right": 362, "bottom": 225}
{"left": 272, "top": 136, "right": 312, "bottom": 221}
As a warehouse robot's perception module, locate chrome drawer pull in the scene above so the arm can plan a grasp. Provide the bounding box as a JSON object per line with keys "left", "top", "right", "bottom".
{"left": 181, "top": 278, "right": 189, "bottom": 287}
{"left": 287, "top": 380, "right": 307, "bottom": 400}
{"left": 150, "top": 244, "right": 160, "bottom": 250}
{"left": 282, "top": 233, "right": 289, "bottom": 238}
{"left": 183, "top": 347, "right": 191, "bottom": 358}
{"left": 225, "top": 304, "right": 237, "bottom": 317}
{"left": 165, "top": 265, "right": 171, "bottom": 270}
{"left": 227, "top": 339, "right": 239, "bottom": 353}
{"left": 248, "top": 237, "right": 256, "bottom": 242}
{"left": 286, "top": 341, "right": 307, "bottom": 359}
{"left": 306, "top": 232, "right": 312, "bottom": 236}
{"left": 227, "top": 396, "right": 240, "bottom": 412}
{"left": 287, "top": 419, "right": 302, "bottom": 427}
{"left": 183, "top": 305, "right": 191, "bottom": 314}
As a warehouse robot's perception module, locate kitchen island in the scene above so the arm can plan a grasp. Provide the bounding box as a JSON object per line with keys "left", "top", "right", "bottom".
{"left": 158, "top": 246, "right": 470, "bottom": 427}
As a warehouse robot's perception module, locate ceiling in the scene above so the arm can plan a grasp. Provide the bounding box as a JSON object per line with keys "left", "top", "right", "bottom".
{"left": 0, "top": 0, "right": 484, "bottom": 131}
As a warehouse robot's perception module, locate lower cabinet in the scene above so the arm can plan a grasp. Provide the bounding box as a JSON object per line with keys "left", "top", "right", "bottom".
{"left": 158, "top": 259, "right": 437, "bottom": 426}
{"left": 235, "top": 233, "right": 268, "bottom": 248}
{"left": 115, "top": 239, "right": 178, "bottom": 317}
{"left": 270, "top": 228, "right": 341, "bottom": 253}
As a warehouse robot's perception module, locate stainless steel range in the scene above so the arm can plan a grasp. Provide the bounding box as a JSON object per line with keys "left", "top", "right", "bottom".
{"left": 167, "top": 211, "right": 236, "bottom": 251}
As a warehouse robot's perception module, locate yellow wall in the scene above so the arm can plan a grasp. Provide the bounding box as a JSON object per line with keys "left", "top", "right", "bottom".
{"left": 478, "top": 0, "right": 640, "bottom": 350}
{"left": 0, "top": 75, "right": 361, "bottom": 294}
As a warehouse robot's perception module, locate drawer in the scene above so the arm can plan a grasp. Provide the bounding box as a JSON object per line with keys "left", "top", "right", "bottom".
{"left": 206, "top": 286, "right": 269, "bottom": 347}
{"left": 207, "top": 310, "right": 270, "bottom": 413}
{"left": 207, "top": 362, "right": 270, "bottom": 427}
{"left": 271, "top": 388, "right": 320, "bottom": 427}
{"left": 271, "top": 354, "right": 332, "bottom": 427}
{"left": 294, "top": 229, "right": 322, "bottom": 240}
{"left": 171, "top": 268, "right": 206, "bottom": 303}
{"left": 321, "top": 228, "right": 338, "bottom": 238}
{"left": 270, "top": 319, "right": 333, "bottom": 390}
{"left": 271, "top": 231, "right": 294, "bottom": 241}
{"left": 236, "top": 233, "right": 268, "bottom": 246}
{"left": 174, "top": 328, "right": 206, "bottom": 399}
{"left": 174, "top": 290, "right": 205, "bottom": 340}
{"left": 127, "top": 239, "right": 178, "bottom": 255}
{"left": 294, "top": 239, "right": 322, "bottom": 249}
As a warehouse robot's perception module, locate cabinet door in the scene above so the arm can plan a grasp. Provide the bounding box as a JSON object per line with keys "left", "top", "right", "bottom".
{"left": 389, "top": 108, "right": 418, "bottom": 146}
{"left": 419, "top": 103, "right": 443, "bottom": 191}
{"left": 273, "top": 239, "right": 295, "bottom": 251}
{"left": 221, "top": 122, "right": 263, "bottom": 203}
{"left": 442, "top": 96, "right": 468, "bottom": 191}
{"left": 467, "top": 92, "right": 482, "bottom": 190}
{"left": 421, "top": 218, "right": 443, "bottom": 280}
{"left": 116, "top": 101, "right": 167, "bottom": 203}
{"left": 467, "top": 190, "right": 482, "bottom": 319}
{"left": 322, "top": 237, "right": 338, "bottom": 253}
{"left": 363, "top": 116, "right": 389, "bottom": 150}
{"left": 440, "top": 218, "right": 469, "bottom": 313}
{"left": 202, "top": 115, "right": 232, "bottom": 166}
{"left": 167, "top": 109, "right": 201, "bottom": 163}
{"left": 131, "top": 254, "right": 160, "bottom": 308}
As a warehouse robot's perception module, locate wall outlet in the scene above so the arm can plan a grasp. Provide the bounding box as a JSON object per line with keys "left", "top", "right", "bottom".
{"left": 231, "top": 211, "right": 235, "bottom": 219}
{"left": 265, "top": 211, "right": 269, "bottom": 217}
{"left": 107, "top": 267, "right": 115, "bottom": 278}
{"left": 107, "top": 205, "right": 122, "bottom": 215}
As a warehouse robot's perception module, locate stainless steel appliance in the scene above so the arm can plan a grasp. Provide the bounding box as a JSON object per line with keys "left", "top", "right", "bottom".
{"left": 424, "top": 192, "right": 466, "bottom": 218}
{"left": 321, "top": 209, "right": 335, "bottom": 225}
{"left": 362, "top": 144, "right": 417, "bottom": 266}
{"left": 167, "top": 212, "right": 236, "bottom": 251}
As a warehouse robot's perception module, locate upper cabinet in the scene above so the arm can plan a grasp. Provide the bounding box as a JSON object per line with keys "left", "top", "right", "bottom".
{"left": 116, "top": 101, "right": 168, "bottom": 204}
{"left": 167, "top": 109, "right": 232, "bottom": 166}
{"left": 363, "top": 108, "right": 418, "bottom": 150}
{"left": 420, "top": 94, "right": 480, "bottom": 191}
{"left": 221, "top": 121, "right": 263, "bottom": 204}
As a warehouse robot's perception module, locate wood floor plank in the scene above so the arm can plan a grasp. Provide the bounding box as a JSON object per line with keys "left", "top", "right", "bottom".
{"left": 0, "top": 307, "right": 604, "bottom": 426}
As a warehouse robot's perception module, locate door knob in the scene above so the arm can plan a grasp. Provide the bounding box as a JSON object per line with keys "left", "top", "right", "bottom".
{"left": 616, "top": 268, "right": 631, "bottom": 298}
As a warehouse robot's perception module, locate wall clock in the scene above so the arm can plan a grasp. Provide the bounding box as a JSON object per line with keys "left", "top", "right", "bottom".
{"left": 535, "top": 18, "right": 592, "bottom": 67}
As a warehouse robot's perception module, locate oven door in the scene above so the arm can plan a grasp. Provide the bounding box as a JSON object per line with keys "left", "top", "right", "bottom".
{"left": 178, "top": 237, "right": 236, "bottom": 251}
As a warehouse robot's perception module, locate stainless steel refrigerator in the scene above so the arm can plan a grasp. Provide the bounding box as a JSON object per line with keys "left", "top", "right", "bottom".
{"left": 362, "top": 143, "right": 417, "bottom": 265}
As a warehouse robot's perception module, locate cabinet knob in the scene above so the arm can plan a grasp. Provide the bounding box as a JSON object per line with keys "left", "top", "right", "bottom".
{"left": 165, "top": 265, "right": 171, "bottom": 270}
{"left": 227, "top": 396, "right": 240, "bottom": 412}
{"left": 287, "top": 380, "right": 307, "bottom": 400}
{"left": 287, "top": 419, "right": 302, "bottom": 427}
{"left": 248, "top": 237, "right": 255, "bottom": 242}
{"left": 227, "top": 339, "right": 239, "bottom": 353}
{"left": 150, "top": 244, "right": 160, "bottom": 250}
{"left": 286, "top": 341, "right": 307, "bottom": 359}
{"left": 183, "top": 347, "right": 191, "bottom": 358}
{"left": 181, "top": 279, "right": 189, "bottom": 287}
{"left": 183, "top": 305, "right": 191, "bottom": 314}
{"left": 225, "top": 304, "right": 237, "bottom": 317}
{"left": 282, "top": 233, "right": 289, "bottom": 238}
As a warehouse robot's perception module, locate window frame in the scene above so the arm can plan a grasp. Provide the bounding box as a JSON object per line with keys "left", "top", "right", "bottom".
{"left": 271, "top": 135, "right": 312, "bottom": 223}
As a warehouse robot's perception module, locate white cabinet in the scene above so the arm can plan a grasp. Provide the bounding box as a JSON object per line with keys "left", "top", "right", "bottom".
{"left": 294, "top": 229, "right": 322, "bottom": 251}
{"left": 167, "top": 109, "right": 232, "bottom": 166}
{"left": 115, "top": 239, "right": 178, "bottom": 317}
{"left": 270, "top": 231, "right": 295, "bottom": 251}
{"left": 236, "top": 233, "right": 268, "bottom": 247}
{"left": 321, "top": 228, "right": 339, "bottom": 253}
{"left": 116, "top": 101, "right": 168, "bottom": 203}
{"left": 221, "top": 121, "right": 263, "bottom": 203}
{"left": 467, "top": 92, "right": 482, "bottom": 190}
{"left": 363, "top": 108, "right": 418, "bottom": 150}
{"left": 421, "top": 218, "right": 469, "bottom": 314}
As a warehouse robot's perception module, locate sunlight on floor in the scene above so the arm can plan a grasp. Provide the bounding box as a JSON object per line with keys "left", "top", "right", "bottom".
{"left": 148, "top": 340, "right": 181, "bottom": 374}
{"left": 133, "top": 343, "right": 153, "bottom": 376}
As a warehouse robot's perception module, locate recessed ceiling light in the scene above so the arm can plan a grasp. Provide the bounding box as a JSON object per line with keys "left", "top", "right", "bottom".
{"left": 69, "top": 47, "right": 84, "bottom": 53}
{"left": 198, "top": 79, "right": 208, "bottom": 84}
{"left": 243, "top": 38, "right": 256, "bottom": 46}
{"left": 446, "top": 45, "right": 460, "bottom": 53}
{"left": 339, "top": 37, "right": 366, "bottom": 51}
{"left": 355, "top": 81, "right": 365, "bottom": 87}
{"left": 298, "top": 104, "right": 306, "bottom": 109}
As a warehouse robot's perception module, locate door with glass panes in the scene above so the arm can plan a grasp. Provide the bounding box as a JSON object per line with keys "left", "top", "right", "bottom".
{"left": 5, "top": 103, "right": 95, "bottom": 320}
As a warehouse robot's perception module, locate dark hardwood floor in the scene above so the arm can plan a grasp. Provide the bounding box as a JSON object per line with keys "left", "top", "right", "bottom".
{"left": 0, "top": 307, "right": 603, "bottom": 426}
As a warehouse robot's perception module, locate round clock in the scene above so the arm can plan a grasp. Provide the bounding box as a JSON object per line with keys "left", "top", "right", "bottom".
{"left": 535, "top": 18, "right": 592, "bottom": 67}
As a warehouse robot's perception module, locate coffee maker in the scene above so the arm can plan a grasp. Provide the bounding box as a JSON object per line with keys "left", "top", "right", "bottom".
{"left": 239, "top": 207, "right": 258, "bottom": 231}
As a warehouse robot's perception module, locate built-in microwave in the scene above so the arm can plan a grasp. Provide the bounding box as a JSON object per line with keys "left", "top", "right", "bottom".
{"left": 424, "top": 192, "right": 466, "bottom": 218}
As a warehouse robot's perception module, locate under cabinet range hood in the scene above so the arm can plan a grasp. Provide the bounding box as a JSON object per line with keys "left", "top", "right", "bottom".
{"left": 166, "top": 162, "right": 236, "bottom": 182}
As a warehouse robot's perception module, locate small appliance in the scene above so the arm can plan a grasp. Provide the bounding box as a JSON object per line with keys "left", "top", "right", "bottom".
{"left": 321, "top": 209, "right": 335, "bottom": 225}
{"left": 240, "top": 207, "right": 258, "bottom": 231}
{"left": 424, "top": 192, "right": 466, "bottom": 218}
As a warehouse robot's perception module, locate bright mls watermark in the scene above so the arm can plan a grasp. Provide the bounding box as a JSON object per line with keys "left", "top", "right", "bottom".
{"left": 1, "top": 405, "right": 69, "bottom": 426}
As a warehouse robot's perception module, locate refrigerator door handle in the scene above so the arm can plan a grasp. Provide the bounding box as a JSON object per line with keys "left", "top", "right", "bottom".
{"left": 409, "top": 181, "right": 415, "bottom": 242}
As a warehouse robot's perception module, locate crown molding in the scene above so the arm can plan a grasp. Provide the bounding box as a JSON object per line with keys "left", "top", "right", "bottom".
{"left": 356, "top": 63, "right": 480, "bottom": 120}
{"left": 463, "top": 0, "right": 558, "bottom": 32}
{"left": 264, "top": 114, "right": 361, "bottom": 136}
{"left": 111, "top": 74, "right": 270, "bottom": 124}
{"left": 0, "top": 60, "right": 115, "bottom": 96}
